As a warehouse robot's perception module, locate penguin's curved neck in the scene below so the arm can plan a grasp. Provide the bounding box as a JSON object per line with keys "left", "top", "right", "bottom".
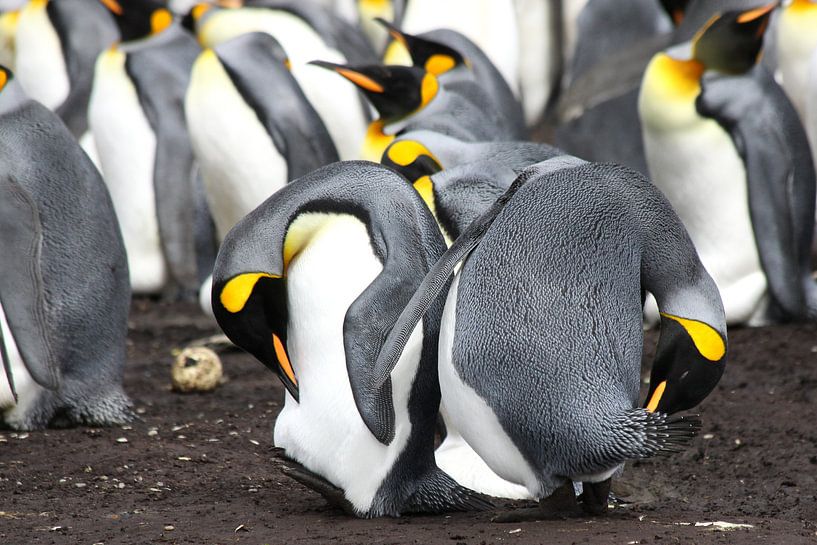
{"left": 640, "top": 52, "right": 705, "bottom": 129}
{"left": 362, "top": 119, "right": 396, "bottom": 162}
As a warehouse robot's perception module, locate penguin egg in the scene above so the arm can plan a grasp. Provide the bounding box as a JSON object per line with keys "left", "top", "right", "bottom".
{"left": 171, "top": 347, "right": 223, "bottom": 393}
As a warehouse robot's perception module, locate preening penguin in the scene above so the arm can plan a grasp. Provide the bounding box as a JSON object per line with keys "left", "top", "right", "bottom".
{"left": 185, "top": 31, "right": 338, "bottom": 242}
{"left": 187, "top": 3, "right": 369, "bottom": 160}
{"left": 373, "top": 157, "right": 726, "bottom": 515}
{"left": 640, "top": 2, "right": 817, "bottom": 324}
{"left": 0, "top": 69, "right": 131, "bottom": 430}
{"left": 14, "top": 0, "right": 117, "bottom": 142}
{"left": 211, "top": 161, "right": 489, "bottom": 517}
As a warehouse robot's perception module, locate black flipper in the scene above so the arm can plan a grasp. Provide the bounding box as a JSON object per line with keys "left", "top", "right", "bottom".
{"left": 0, "top": 176, "right": 59, "bottom": 391}
{"left": 697, "top": 65, "right": 817, "bottom": 321}
{"left": 272, "top": 448, "right": 358, "bottom": 516}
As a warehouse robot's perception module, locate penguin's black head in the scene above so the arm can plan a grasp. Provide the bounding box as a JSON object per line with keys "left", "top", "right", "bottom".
{"left": 690, "top": 2, "right": 777, "bottom": 74}
{"left": 381, "top": 139, "right": 443, "bottom": 183}
{"left": 180, "top": 2, "right": 216, "bottom": 34}
{"left": 375, "top": 18, "right": 467, "bottom": 77}
{"left": 659, "top": 0, "right": 693, "bottom": 25}
{"left": 98, "top": 0, "right": 174, "bottom": 41}
{"left": 212, "top": 272, "right": 299, "bottom": 401}
{"left": 309, "top": 60, "right": 439, "bottom": 121}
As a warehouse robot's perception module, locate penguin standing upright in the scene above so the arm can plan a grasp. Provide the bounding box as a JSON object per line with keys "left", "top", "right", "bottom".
{"left": 14, "top": 0, "right": 118, "bottom": 158}
{"left": 639, "top": 2, "right": 817, "bottom": 325}
{"left": 776, "top": 0, "right": 817, "bottom": 119}
{"left": 89, "top": 9, "right": 215, "bottom": 298}
{"left": 373, "top": 157, "right": 725, "bottom": 516}
{"left": 212, "top": 161, "right": 489, "bottom": 517}
{"left": 185, "top": 31, "right": 338, "bottom": 242}
{"left": 0, "top": 68, "right": 131, "bottom": 430}
{"left": 188, "top": 3, "right": 370, "bottom": 160}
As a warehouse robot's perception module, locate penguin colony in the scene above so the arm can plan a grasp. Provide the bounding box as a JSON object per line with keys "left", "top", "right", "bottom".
{"left": 0, "top": 0, "right": 813, "bottom": 522}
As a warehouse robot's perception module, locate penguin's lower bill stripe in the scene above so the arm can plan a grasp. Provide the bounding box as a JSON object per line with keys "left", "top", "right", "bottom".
{"left": 660, "top": 313, "right": 726, "bottom": 361}
{"left": 646, "top": 380, "right": 668, "bottom": 413}
{"left": 220, "top": 273, "right": 277, "bottom": 313}
{"left": 272, "top": 333, "right": 297, "bottom": 386}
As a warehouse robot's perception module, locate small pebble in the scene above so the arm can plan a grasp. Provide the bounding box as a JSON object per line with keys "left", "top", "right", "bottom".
{"left": 164, "top": 525, "right": 175, "bottom": 531}
{"left": 116, "top": 437, "right": 128, "bottom": 444}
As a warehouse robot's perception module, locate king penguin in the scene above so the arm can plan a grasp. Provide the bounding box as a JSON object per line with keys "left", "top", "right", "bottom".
{"left": 372, "top": 156, "right": 726, "bottom": 516}
{"left": 89, "top": 6, "right": 216, "bottom": 298}
{"left": 0, "top": 68, "right": 132, "bottom": 430}
{"left": 187, "top": 3, "right": 370, "bottom": 160}
{"left": 14, "top": 0, "right": 118, "bottom": 160}
{"left": 211, "top": 161, "right": 489, "bottom": 517}
{"left": 379, "top": 19, "right": 526, "bottom": 137}
{"left": 639, "top": 2, "right": 817, "bottom": 325}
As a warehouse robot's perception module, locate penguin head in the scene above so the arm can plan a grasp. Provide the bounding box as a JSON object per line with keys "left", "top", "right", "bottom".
{"left": 666, "top": 2, "right": 777, "bottom": 74}
{"left": 309, "top": 60, "right": 439, "bottom": 121}
{"left": 376, "top": 18, "right": 467, "bottom": 77}
{"left": 98, "top": 0, "right": 174, "bottom": 41}
{"left": 381, "top": 139, "right": 443, "bottom": 183}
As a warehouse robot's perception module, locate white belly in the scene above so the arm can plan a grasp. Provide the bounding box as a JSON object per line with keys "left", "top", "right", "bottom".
{"left": 186, "top": 49, "right": 288, "bottom": 241}
{"left": 642, "top": 105, "right": 766, "bottom": 324}
{"left": 401, "top": 0, "right": 520, "bottom": 96}
{"left": 0, "top": 299, "right": 42, "bottom": 421}
{"left": 777, "top": 7, "right": 817, "bottom": 119}
{"left": 806, "top": 49, "right": 817, "bottom": 163}
{"left": 15, "top": 1, "right": 69, "bottom": 110}
{"left": 89, "top": 49, "right": 167, "bottom": 294}
{"left": 437, "top": 273, "right": 542, "bottom": 498}
{"left": 197, "top": 8, "right": 366, "bottom": 160}
{"left": 273, "top": 213, "right": 424, "bottom": 514}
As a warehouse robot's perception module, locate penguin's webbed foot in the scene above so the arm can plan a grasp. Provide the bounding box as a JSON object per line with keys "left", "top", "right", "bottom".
{"left": 492, "top": 481, "right": 582, "bottom": 522}
{"left": 578, "top": 478, "right": 612, "bottom": 515}
{"left": 271, "top": 448, "right": 358, "bottom": 517}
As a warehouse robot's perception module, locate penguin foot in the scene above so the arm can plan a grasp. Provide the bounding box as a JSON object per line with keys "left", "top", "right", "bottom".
{"left": 578, "top": 478, "right": 612, "bottom": 515}
{"left": 271, "top": 448, "right": 358, "bottom": 517}
{"left": 492, "top": 482, "right": 582, "bottom": 522}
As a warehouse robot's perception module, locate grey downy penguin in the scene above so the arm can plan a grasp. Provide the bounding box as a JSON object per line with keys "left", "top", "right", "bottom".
{"left": 378, "top": 19, "right": 526, "bottom": 137}
{"left": 311, "top": 61, "right": 522, "bottom": 161}
{"left": 371, "top": 156, "right": 726, "bottom": 516}
{"left": 14, "top": 0, "right": 118, "bottom": 159}
{"left": 639, "top": 2, "right": 817, "bottom": 325}
{"left": 90, "top": 9, "right": 216, "bottom": 298}
{"left": 187, "top": 3, "right": 369, "bottom": 160}
{"left": 0, "top": 68, "right": 131, "bottom": 430}
{"left": 211, "top": 161, "right": 490, "bottom": 517}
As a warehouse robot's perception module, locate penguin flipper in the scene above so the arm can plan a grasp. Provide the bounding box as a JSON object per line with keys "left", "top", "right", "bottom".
{"left": 272, "top": 448, "right": 359, "bottom": 516}
{"left": 0, "top": 177, "right": 60, "bottom": 391}
{"left": 0, "top": 317, "right": 15, "bottom": 403}
{"left": 697, "top": 68, "right": 817, "bottom": 320}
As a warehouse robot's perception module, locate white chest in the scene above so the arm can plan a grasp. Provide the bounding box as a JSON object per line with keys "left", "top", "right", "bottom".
{"left": 14, "top": 3, "right": 69, "bottom": 110}
{"left": 89, "top": 49, "right": 167, "bottom": 294}
{"left": 186, "top": 50, "right": 287, "bottom": 241}
{"left": 0, "top": 299, "right": 39, "bottom": 416}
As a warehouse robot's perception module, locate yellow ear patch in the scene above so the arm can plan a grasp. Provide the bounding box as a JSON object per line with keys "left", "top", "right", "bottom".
{"left": 643, "top": 53, "right": 704, "bottom": 103}
{"left": 420, "top": 73, "right": 439, "bottom": 108}
{"left": 192, "top": 3, "right": 211, "bottom": 20}
{"left": 98, "top": 0, "right": 122, "bottom": 15}
{"left": 425, "top": 54, "right": 456, "bottom": 75}
{"left": 220, "top": 272, "right": 277, "bottom": 313}
{"left": 0, "top": 70, "right": 7, "bottom": 92}
{"left": 645, "top": 380, "right": 667, "bottom": 413}
{"left": 660, "top": 313, "right": 726, "bottom": 361}
{"left": 336, "top": 68, "right": 384, "bottom": 93}
{"left": 272, "top": 333, "right": 297, "bottom": 386}
{"left": 151, "top": 8, "right": 173, "bottom": 34}
{"left": 362, "top": 119, "right": 396, "bottom": 162}
{"left": 386, "top": 139, "right": 440, "bottom": 168}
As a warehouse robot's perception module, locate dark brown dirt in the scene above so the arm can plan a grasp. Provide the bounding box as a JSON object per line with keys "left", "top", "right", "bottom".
{"left": 2, "top": 298, "right": 816, "bottom": 545}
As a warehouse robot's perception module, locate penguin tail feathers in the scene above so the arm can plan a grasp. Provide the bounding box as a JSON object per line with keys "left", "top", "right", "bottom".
{"left": 608, "top": 410, "right": 701, "bottom": 460}
{"left": 404, "top": 468, "right": 495, "bottom": 514}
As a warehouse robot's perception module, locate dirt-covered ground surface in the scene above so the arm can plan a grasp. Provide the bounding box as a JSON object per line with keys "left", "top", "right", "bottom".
{"left": 1, "top": 298, "right": 816, "bottom": 545}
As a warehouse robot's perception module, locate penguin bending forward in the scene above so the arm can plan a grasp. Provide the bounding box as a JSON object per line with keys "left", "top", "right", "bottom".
{"left": 373, "top": 157, "right": 726, "bottom": 516}
{"left": 211, "top": 161, "right": 489, "bottom": 517}
{"left": 640, "top": 2, "right": 817, "bottom": 324}
{"left": 0, "top": 69, "right": 131, "bottom": 430}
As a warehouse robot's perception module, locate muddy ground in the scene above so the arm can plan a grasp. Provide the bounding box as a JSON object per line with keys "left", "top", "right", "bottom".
{"left": 1, "top": 298, "right": 816, "bottom": 545}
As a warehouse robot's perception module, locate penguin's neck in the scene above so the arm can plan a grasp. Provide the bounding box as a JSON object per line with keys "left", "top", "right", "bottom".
{"left": 362, "top": 119, "right": 396, "bottom": 162}
{"left": 639, "top": 53, "right": 705, "bottom": 131}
